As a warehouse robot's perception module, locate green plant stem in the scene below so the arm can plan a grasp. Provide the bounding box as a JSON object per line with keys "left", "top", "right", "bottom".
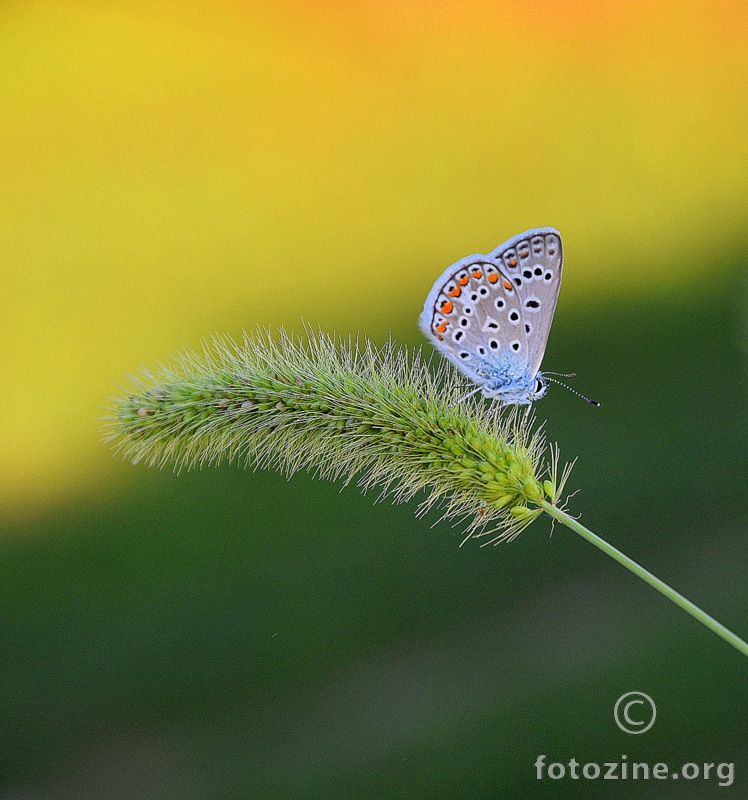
{"left": 541, "top": 501, "right": 748, "bottom": 659}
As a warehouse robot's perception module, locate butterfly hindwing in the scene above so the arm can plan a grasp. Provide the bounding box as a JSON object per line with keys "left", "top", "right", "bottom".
{"left": 419, "top": 254, "right": 531, "bottom": 385}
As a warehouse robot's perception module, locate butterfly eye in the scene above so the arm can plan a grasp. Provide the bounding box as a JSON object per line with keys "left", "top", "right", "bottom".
{"left": 535, "top": 377, "right": 545, "bottom": 394}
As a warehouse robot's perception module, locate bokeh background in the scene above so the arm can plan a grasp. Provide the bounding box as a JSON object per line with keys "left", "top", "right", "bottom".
{"left": 1, "top": 2, "right": 746, "bottom": 797}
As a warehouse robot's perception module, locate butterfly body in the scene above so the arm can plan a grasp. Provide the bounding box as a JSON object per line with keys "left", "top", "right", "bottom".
{"left": 420, "top": 228, "right": 562, "bottom": 406}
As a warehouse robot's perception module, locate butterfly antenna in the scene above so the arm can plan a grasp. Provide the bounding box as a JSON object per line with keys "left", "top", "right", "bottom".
{"left": 546, "top": 377, "right": 600, "bottom": 407}
{"left": 544, "top": 371, "right": 576, "bottom": 378}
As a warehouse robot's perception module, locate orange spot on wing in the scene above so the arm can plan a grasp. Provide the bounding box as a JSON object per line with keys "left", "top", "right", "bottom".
{"left": 458, "top": 275, "right": 469, "bottom": 286}
{"left": 509, "top": 258, "right": 517, "bottom": 267}
{"left": 503, "top": 280, "right": 513, "bottom": 290}
{"left": 448, "top": 286, "right": 461, "bottom": 297}
{"left": 488, "top": 273, "right": 499, "bottom": 283}
{"left": 440, "top": 300, "right": 453, "bottom": 314}
{"left": 471, "top": 269, "right": 483, "bottom": 279}
{"left": 436, "top": 322, "right": 448, "bottom": 333}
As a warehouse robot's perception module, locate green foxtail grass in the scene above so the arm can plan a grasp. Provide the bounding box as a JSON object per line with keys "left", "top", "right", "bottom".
{"left": 107, "top": 328, "right": 748, "bottom": 658}
{"left": 107, "top": 328, "right": 568, "bottom": 543}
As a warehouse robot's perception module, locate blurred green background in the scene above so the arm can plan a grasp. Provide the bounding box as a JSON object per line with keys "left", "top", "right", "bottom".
{"left": 1, "top": 2, "right": 746, "bottom": 797}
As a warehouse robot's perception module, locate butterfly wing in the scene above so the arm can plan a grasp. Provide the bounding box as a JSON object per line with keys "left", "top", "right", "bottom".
{"left": 419, "top": 254, "right": 526, "bottom": 385}
{"left": 488, "top": 228, "right": 562, "bottom": 377}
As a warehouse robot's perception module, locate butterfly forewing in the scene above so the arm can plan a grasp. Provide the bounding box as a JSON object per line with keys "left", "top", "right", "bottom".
{"left": 488, "top": 228, "right": 562, "bottom": 376}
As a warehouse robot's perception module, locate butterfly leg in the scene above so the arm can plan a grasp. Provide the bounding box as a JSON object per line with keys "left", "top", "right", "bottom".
{"left": 449, "top": 385, "right": 483, "bottom": 407}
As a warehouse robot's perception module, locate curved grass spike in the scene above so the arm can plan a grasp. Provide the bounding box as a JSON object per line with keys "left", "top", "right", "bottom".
{"left": 106, "top": 328, "right": 748, "bottom": 658}
{"left": 107, "top": 328, "right": 565, "bottom": 543}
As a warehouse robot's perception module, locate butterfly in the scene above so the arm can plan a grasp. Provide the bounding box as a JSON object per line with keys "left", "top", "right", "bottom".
{"left": 420, "top": 228, "right": 570, "bottom": 406}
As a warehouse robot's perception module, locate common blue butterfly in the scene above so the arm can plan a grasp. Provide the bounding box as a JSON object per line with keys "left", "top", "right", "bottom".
{"left": 420, "top": 228, "right": 568, "bottom": 406}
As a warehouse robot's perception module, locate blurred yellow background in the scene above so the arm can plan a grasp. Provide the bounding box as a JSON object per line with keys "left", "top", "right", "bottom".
{"left": 1, "top": 0, "right": 746, "bottom": 516}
